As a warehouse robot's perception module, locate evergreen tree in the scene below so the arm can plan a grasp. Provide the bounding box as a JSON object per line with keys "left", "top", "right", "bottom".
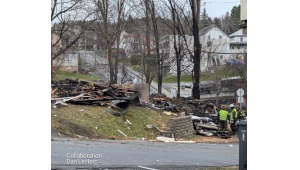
{"left": 220, "top": 5, "right": 241, "bottom": 35}
{"left": 200, "top": 8, "right": 212, "bottom": 28}
{"left": 221, "top": 12, "right": 232, "bottom": 35}
{"left": 230, "top": 5, "right": 240, "bottom": 33}
{"left": 124, "top": 15, "right": 135, "bottom": 34}
{"left": 213, "top": 17, "right": 222, "bottom": 29}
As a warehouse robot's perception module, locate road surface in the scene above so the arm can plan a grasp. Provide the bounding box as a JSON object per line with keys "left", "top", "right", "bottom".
{"left": 52, "top": 138, "right": 238, "bottom": 170}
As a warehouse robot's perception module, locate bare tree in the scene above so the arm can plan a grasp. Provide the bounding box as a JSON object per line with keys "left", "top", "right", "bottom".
{"left": 160, "top": 0, "right": 187, "bottom": 97}
{"left": 203, "top": 71, "right": 222, "bottom": 105}
{"left": 144, "top": 0, "right": 154, "bottom": 85}
{"left": 92, "top": 0, "right": 126, "bottom": 84}
{"left": 128, "top": 0, "right": 159, "bottom": 92}
{"left": 147, "top": 0, "right": 164, "bottom": 94}
{"left": 51, "top": 0, "right": 94, "bottom": 62}
{"left": 113, "top": 0, "right": 126, "bottom": 84}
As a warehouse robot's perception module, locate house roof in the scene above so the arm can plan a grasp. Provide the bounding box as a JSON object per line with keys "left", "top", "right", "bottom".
{"left": 199, "top": 25, "right": 216, "bottom": 36}
{"left": 199, "top": 25, "right": 230, "bottom": 38}
{"left": 230, "top": 29, "right": 245, "bottom": 37}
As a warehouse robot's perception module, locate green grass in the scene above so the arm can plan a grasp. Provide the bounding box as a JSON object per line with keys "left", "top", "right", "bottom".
{"left": 162, "top": 74, "right": 212, "bottom": 83}
{"left": 51, "top": 105, "right": 172, "bottom": 140}
{"left": 163, "top": 75, "right": 192, "bottom": 83}
{"left": 162, "top": 70, "right": 239, "bottom": 83}
{"left": 52, "top": 70, "right": 99, "bottom": 81}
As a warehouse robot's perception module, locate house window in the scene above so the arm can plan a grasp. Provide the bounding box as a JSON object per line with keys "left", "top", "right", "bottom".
{"left": 219, "top": 35, "right": 222, "bottom": 39}
{"left": 134, "top": 37, "right": 139, "bottom": 43}
{"left": 208, "top": 35, "right": 210, "bottom": 40}
{"left": 237, "top": 45, "right": 240, "bottom": 49}
{"left": 230, "top": 46, "right": 234, "bottom": 49}
{"left": 240, "top": 37, "right": 243, "bottom": 42}
{"left": 207, "top": 41, "right": 212, "bottom": 47}
{"left": 220, "top": 55, "right": 223, "bottom": 60}
{"left": 133, "top": 44, "right": 139, "bottom": 51}
{"left": 65, "top": 55, "right": 71, "bottom": 61}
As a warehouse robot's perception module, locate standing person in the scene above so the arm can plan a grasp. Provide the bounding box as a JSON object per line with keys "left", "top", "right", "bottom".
{"left": 238, "top": 106, "right": 247, "bottom": 121}
{"left": 229, "top": 104, "right": 238, "bottom": 134}
{"left": 217, "top": 105, "right": 230, "bottom": 131}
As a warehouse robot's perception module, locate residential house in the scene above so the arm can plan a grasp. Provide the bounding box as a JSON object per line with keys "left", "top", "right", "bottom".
{"left": 51, "top": 32, "right": 63, "bottom": 72}
{"left": 52, "top": 24, "right": 99, "bottom": 51}
{"left": 160, "top": 34, "right": 194, "bottom": 75}
{"left": 51, "top": 28, "right": 81, "bottom": 72}
{"left": 199, "top": 25, "right": 231, "bottom": 71}
{"left": 114, "top": 31, "right": 142, "bottom": 57}
{"left": 76, "top": 31, "right": 99, "bottom": 51}
{"left": 116, "top": 31, "right": 156, "bottom": 58}
{"left": 160, "top": 25, "right": 231, "bottom": 75}
{"left": 51, "top": 32, "right": 62, "bottom": 53}
{"left": 53, "top": 52, "right": 79, "bottom": 72}
{"left": 228, "top": 29, "right": 247, "bottom": 63}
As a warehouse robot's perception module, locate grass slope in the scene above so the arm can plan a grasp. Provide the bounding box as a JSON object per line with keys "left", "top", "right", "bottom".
{"left": 52, "top": 70, "right": 99, "bottom": 81}
{"left": 51, "top": 105, "right": 171, "bottom": 140}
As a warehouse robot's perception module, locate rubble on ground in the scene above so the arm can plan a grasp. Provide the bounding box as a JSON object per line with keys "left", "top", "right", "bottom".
{"left": 51, "top": 78, "right": 242, "bottom": 138}
{"left": 51, "top": 79, "right": 141, "bottom": 111}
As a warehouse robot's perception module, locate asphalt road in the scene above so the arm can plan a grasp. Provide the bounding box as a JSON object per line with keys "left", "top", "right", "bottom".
{"left": 51, "top": 138, "right": 238, "bottom": 170}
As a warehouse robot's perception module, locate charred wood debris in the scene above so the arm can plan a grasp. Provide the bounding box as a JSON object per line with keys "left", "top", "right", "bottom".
{"left": 51, "top": 79, "right": 224, "bottom": 137}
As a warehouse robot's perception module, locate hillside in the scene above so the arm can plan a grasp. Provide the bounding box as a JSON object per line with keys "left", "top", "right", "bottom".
{"left": 51, "top": 105, "right": 171, "bottom": 140}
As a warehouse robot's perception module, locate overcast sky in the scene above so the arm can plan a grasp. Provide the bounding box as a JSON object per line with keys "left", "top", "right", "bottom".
{"left": 201, "top": 0, "right": 240, "bottom": 18}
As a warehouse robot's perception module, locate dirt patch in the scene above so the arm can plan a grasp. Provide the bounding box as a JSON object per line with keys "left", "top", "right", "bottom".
{"left": 191, "top": 135, "right": 239, "bottom": 144}
{"left": 54, "top": 117, "right": 96, "bottom": 138}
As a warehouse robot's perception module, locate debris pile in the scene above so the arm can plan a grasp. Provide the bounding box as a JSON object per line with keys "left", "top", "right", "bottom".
{"left": 51, "top": 79, "right": 141, "bottom": 110}
{"left": 191, "top": 116, "right": 218, "bottom": 137}
{"left": 51, "top": 79, "right": 237, "bottom": 139}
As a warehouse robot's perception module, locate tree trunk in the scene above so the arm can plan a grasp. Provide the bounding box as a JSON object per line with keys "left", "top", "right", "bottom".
{"left": 145, "top": 0, "right": 151, "bottom": 84}
{"left": 114, "top": 36, "right": 120, "bottom": 84}
{"left": 176, "top": 55, "right": 181, "bottom": 98}
{"left": 107, "top": 46, "right": 114, "bottom": 84}
{"left": 150, "top": 0, "right": 162, "bottom": 94}
{"left": 190, "top": 0, "right": 201, "bottom": 99}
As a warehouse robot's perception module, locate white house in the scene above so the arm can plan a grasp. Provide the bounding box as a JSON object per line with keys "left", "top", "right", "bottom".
{"left": 160, "top": 25, "right": 231, "bottom": 75}
{"left": 228, "top": 29, "right": 247, "bottom": 62}
{"left": 115, "top": 31, "right": 146, "bottom": 57}
{"left": 53, "top": 52, "right": 79, "bottom": 72}
{"left": 199, "top": 25, "right": 231, "bottom": 70}
{"left": 160, "top": 34, "right": 194, "bottom": 75}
